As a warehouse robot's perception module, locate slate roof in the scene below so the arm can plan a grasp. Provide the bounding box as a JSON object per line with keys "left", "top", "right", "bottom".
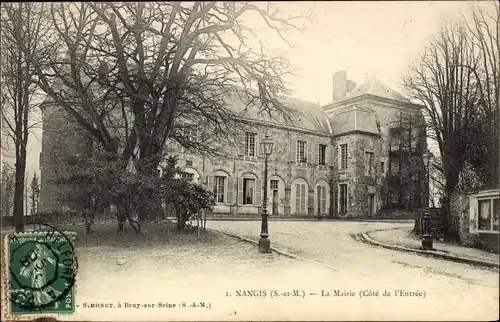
{"left": 341, "top": 76, "right": 406, "bottom": 102}
{"left": 225, "top": 90, "right": 330, "bottom": 133}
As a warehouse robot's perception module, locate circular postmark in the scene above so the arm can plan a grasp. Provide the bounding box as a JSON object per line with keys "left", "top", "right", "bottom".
{"left": 8, "top": 223, "right": 78, "bottom": 312}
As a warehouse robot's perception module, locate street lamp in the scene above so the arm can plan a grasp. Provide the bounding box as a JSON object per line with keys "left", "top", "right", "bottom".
{"left": 421, "top": 150, "right": 434, "bottom": 250}
{"left": 259, "top": 134, "right": 274, "bottom": 253}
{"left": 422, "top": 150, "right": 434, "bottom": 208}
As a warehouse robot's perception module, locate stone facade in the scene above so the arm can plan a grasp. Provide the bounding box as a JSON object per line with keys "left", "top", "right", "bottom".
{"left": 39, "top": 104, "right": 93, "bottom": 213}
{"left": 39, "top": 71, "right": 427, "bottom": 218}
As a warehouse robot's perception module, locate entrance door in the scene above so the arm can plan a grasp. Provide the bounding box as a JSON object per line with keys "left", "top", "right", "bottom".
{"left": 368, "top": 194, "right": 375, "bottom": 217}
{"left": 317, "top": 187, "right": 321, "bottom": 215}
{"left": 270, "top": 180, "right": 279, "bottom": 216}
{"left": 272, "top": 190, "right": 279, "bottom": 216}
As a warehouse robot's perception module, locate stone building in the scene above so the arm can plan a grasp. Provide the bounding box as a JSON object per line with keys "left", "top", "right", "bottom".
{"left": 39, "top": 71, "right": 427, "bottom": 217}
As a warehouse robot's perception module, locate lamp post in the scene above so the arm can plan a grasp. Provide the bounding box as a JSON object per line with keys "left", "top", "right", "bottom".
{"left": 421, "top": 150, "right": 434, "bottom": 250}
{"left": 422, "top": 151, "right": 434, "bottom": 208}
{"left": 259, "top": 134, "right": 274, "bottom": 253}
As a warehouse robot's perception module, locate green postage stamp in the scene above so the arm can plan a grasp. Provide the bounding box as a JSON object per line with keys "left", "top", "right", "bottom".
{"left": 4, "top": 225, "right": 77, "bottom": 317}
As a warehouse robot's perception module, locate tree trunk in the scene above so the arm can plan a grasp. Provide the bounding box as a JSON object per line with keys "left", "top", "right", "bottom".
{"left": 136, "top": 155, "right": 163, "bottom": 222}
{"left": 176, "top": 209, "right": 188, "bottom": 230}
{"left": 442, "top": 165, "right": 460, "bottom": 241}
{"left": 13, "top": 161, "right": 26, "bottom": 233}
{"left": 117, "top": 203, "right": 127, "bottom": 232}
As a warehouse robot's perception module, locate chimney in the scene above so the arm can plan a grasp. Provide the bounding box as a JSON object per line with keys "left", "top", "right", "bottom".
{"left": 332, "top": 71, "right": 357, "bottom": 101}
{"left": 332, "top": 71, "right": 347, "bottom": 101}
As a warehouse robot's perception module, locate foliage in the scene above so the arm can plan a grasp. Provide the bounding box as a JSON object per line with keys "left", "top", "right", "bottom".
{"left": 59, "top": 152, "right": 214, "bottom": 232}
{"left": 382, "top": 155, "right": 426, "bottom": 209}
{"left": 163, "top": 178, "right": 216, "bottom": 230}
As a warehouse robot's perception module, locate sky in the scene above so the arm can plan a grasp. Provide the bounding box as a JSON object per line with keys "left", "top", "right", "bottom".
{"left": 2, "top": 1, "right": 476, "bottom": 198}
{"left": 264, "top": 1, "right": 472, "bottom": 105}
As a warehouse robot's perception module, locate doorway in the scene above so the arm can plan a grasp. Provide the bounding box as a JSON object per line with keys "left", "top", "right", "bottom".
{"left": 317, "top": 187, "right": 321, "bottom": 215}
{"left": 271, "top": 179, "right": 279, "bottom": 216}
{"left": 368, "top": 194, "right": 375, "bottom": 217}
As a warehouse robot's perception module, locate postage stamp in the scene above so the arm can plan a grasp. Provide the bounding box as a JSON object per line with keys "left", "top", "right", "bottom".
{"left": 3, "top": 224, "right": 78, "bottom": 317}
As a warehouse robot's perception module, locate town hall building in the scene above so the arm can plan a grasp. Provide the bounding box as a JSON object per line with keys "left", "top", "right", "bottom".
{"left": 39, "top": 71, "right": 428, "bottom": 218}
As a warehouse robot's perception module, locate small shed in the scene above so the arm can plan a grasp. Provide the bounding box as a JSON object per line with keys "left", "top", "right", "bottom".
{"left": 455, "top": 188, "right": 499, "bottom": 253}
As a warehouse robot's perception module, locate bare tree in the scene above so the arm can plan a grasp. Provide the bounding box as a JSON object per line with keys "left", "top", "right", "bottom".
{"left": 22, "top": 2, "right": 313, "bottom": 221}
{"left": 1, "top": 163, "right": 15, "bottom": 217}
{"left": 402, "top": 22, "right": 483, "bottom": 239}
{"left": 1, "top": 3, "right": 51, "bottom": 232}
{"left": 465, "top": 1, "right": 500, "bottom": 187}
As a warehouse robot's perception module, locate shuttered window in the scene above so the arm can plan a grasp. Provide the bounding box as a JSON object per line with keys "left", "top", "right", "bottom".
{"left": 295, "top": 183, "right": 306, "bottom": 213}
{"left": 316, "top": 185, "right": 327, "bottom": 214}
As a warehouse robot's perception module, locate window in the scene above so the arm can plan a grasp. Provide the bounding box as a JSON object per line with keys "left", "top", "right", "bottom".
{"left": 381, "top": 161, "right": 385, "bottom": 174}
{"left": 181, "top": 172, "right": 194, "bottom": 181}
{"left": 318, "top": 144, "right": 327, "bottom": 165}
{"left": 213, "top": 176, "right": 225, "bottom": 203}
{"left": 295, "top": 183, "right": 307, "bottom": 213}
{"left": 243, "top": 178, "right": 255, "bottom": 205}
{"left": 339, "top": 144, "right": 348, "bottom": 170}
{"left": 317, "top": 185, "right": 327, "bottom": 214}
{"left": 270, "top": 180, "right": 279, "bottom": 190}
{"left": 365, "top": 151, "right": 374, "bottom": 176}
{"left": 478, "top": 198, "right": 499, "bottom": 232}
{"left": 297, "top": 140, "right": 307, "bottom": 163}
{"left": 186, "top": 160, "right": 193, "bottom": 167}
{"left": 339, "top": 184, "right": 348, "bottom": 214}
{"left": 245, "top": 132, "right": 257, "bottom": 156}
